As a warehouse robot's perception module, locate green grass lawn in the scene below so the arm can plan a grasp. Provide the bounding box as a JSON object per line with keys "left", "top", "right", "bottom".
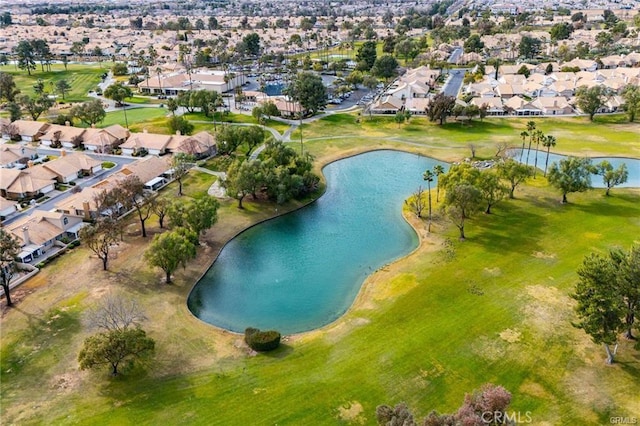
{"left": 294, "top": 113, "right": 640, "bottom": 161}
{"left": 0, "top": 63, "right": 105, "bottom": 103}
{"left": 1, "top": 113, "right": 639, "bottom": 424}
{"left": 101, "top": 107, "right": 168, "bottom": 129}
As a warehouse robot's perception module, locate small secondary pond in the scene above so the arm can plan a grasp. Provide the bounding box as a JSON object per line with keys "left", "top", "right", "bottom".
{"left": 188, "top": 151, "right": 448, "bottom": 334}
{"left": 189, "top": 150, "right": 640, "bottom": 334}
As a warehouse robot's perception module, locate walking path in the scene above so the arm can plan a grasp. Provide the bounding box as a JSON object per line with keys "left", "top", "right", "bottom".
{"left": 193, "top": 166, "right": 228, "bottom": 198}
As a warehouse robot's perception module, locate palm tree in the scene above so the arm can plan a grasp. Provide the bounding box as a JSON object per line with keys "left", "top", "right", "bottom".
{"left": 543, "top": 135, "right": 557, "bottom": 177}
{"left": 103, "top": 82, "right": 133, "bottom": 128}
{"left": 433, "top": 164, "right": 445, "bottom": 203}
{"left": 525, "top": 121, "right": 536, "bottom": 166}
{"left": 532, "top": 129, "right": 545, "bottom": 178}
{"left": 519, "top": 131, "right": 528, "bottom": 161}
{"left": 423, "top": 170, "right": 434, "bottom": 232}
{"left": 526, "top": 121, "right": 536, "bottom": 166}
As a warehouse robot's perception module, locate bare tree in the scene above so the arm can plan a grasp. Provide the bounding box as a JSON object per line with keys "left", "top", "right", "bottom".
{"left": 406, "top": 186, "right": 425, "bottom": 218}
{"left": 494, "top": 142, "right": 509, "bottom": 158}
{"left": 86, "top": 293, "right": 147, "bottom": 332}
{"left": 120, "top": 176, "right": 154, "bottom": 237}
{"left": 79, "top": 218, "right": 119, "bottom": 271}
{"left": 152, "top": 198, "right": 170, "bottom": 228}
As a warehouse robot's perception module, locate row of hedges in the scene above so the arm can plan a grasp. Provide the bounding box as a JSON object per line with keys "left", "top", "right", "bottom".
{"left": 244, "top": 328, "right": 281, "bottom": 352}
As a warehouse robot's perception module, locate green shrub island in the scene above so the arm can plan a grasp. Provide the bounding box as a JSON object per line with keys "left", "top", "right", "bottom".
{"left": 244, "top": 328, "right": 281, "bottom": 352}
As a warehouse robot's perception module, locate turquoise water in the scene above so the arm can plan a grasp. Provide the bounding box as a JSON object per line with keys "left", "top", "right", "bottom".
{"left": 188, "top": 150, "right": 639, "bottom": 334}
{"left": 518, "top": 151, "right": 640, "bottom": 187}
{"left": 188, "top": 150, "right": 448, "bottom": 334}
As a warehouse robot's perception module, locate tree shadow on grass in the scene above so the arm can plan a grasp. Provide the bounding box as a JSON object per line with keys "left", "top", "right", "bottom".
{"left": 259, "top": 343, "right": 294, "bottom": 359}
{"left": 465, "top": 202, "right": 547, "bottom": 255}
{"left": 570, "top": 194, "right": 640, "bottom": 218}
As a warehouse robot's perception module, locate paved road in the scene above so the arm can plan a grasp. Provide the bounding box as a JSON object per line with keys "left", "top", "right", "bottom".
{"left": 441, "top": 69, "right": 466, "bottom": 97}
{"left": 448, "top": 47, "right": 463, "bottom": 64}
{"left": 3, "top": 150, "right": 136, "bottom": 226}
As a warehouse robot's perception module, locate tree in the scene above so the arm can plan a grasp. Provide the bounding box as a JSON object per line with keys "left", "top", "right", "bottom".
{"left": 497, "top": 159, "right": 532, "bottom": 199}
{"left": 152, "top": 198, "right": 170, "bottom": 228}
{"left": 355, "top": 40, "right": 377, "bottom": 71}
{"left": 443, "top": 184, "right": 482, "bottom": 240}
{"left": 79, "top": 218, "right": 120, "bottom": 271}
{"left": 407, "top": 185, "right": 426, "bottom": 218}
{"left": 171, "top": 153, "right": 195, "bottom": 196}
{"left": 550, "top": 22, "right": 573, "bottom": 41}
{"left": 547, "top": 157, "right": 592, "bottom": 203}
{"left": 167, "top": 116, "right": 194, "bottom": 135}
{"left": 0, "top": 228, "right": 21, "bottom": 307}
{"left": 168, "top": 196, "right": 219, "bottom": 242}
{"left": 289, "top": 71, "right": 327, "bottom": 115}
{"left": 426, "top": 93, "right": 456, "bottom": 125}
{"left": 86, "top": 294, "right": 147, "bottom": 332}
{"left": 31, "top": 39, "right": 52, "bottom": 72}
{"left": 103, "top": 83, "right": 133, "bottom": 127}
{"left": 55, "top": 79, "right": 71, "bottom": 100}
{"left": 524, "top": 120, "right": 536, "bottom": 167}
{"left": 477, "top": 172, "right": 507, "bottom": 214}
{"left": 223, "top": 159, "right": 263, "bottom": 208}
{"left": 18, "top": 94, "right": 54, "bottom": 121}
{"left": 6, "top": 101, "right": 21, "bottom": 121}
{"left": 572, "top": 253, "right": 623, "bottom": 364}
{"left": 542, "top": 135, "right": 557, "bottom": 177}
{"left": 463, "top": 34, "right": 484, "bottom": 53}
{"left": 111, "top": 62, "right": 128, "bottom": 76}
{"left": 78, "top": 328, "right": 155, "bottom": 376}
{"left": 518, "top": 35, "right": 541, "bottom": 59}
{"left": 145, "top": 229, "right": 197, "bottom": 283}
{"left": 239, "top": 33, "right": 261, "bottom": 56}
{"left": 394, "top": 38, "right": 418, "bottom": 63}
{"left": 433, "top": 164, "right": 445, "bottom": 203}
{"left": 621, "top": 84, "right": 640, "bottom": 122}
{"left": 120, "top": 176, "right": 154, "bottom": 237}
{"left": 371, "top": 55, "right": 399, "bottom": 81}
{"left": 518, "top": 130, "right": 528, "bottom": 162}
{"left": 576, "top": 85, "right": 610, "bottom": 121}
{"left": 243, "top": 126, "right": 265, "bottom": 156}
{"left": 70, "top": 99, "right": 106, "bottom": 126}
{"left": 532, "top": 129, "right": 545, "bottom": 178}
{"left": 376, "top": 403, "right": 417, "bottom": 426}
{"left": 0, "top": 72, "right": 19, "bottom": 102}
{"left": 14, "top": 40, "right": 36, "bottom": 75}
{"left": 614, "top": 245, "right": 640, "bottom": 340}
{"left": 594, "top": 161, "right": 628, "bottom": 196}
{"left": 423, "top": 170, "right": 434, "bottom": 231}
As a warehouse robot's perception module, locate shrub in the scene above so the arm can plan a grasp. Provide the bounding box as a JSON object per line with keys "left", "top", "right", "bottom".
{"left": 244, "top": 327, "right": 281, "bottom": 352}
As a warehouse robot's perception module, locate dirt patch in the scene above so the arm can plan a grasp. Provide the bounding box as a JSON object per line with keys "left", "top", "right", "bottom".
{"left": 532, "top": 251, "right": 556, "bottom": 260}
{"left": 323, "top": 317, "right": 370, "bottom": 344}
{"left": 337, "top": 401, "right": 366, "bottom": 424}
{"left": 499, "top": 328, "right": 521, "bottom": 343}
{"left": 50, "top": 372, "right": 81, "bottom": 394}
{"left": 483, "top": 267, "right": 501, "bottom": 276}
{"left": 519, "top": 380, "right": 552, "bottom": 400}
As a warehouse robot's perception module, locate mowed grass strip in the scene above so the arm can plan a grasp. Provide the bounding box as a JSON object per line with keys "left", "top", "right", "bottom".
{"left": 101, "top": 107, "right": 168, "bottom": 129}
{"left": 0, "top": 63, "right": 105, "bottom": 102}
{"left": 297, "top": 113, "right": 640, "bottom": 160}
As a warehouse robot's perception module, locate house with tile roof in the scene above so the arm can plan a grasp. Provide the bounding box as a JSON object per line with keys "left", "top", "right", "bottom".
{"left": 0, "top": 166, "right": 56, "bottom": 200}
{"left": 5, "top": 120, "right": 50, "bottom": 142}
{"left": 0, "top": 144, "right": 38, "bottom": 169}
{"left": 5, "top": 210, "right": 85, "bottom": 263}
{"left": 120, "top": 131, "right": 173, "bottom": 156}
{"left": 39, "top": 124, "right": 87, "bottom": 149}
{"left": 82, "top": 124, "right": 130, "bottom": 153}
{"left": 167, "top": 131, "right": 216, "bottom": 158}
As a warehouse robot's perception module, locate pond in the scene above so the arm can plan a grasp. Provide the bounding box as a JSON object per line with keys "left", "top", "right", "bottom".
{"left": 517, "top": 150, "right": 640, "bottom": 188}
{"left": 188, "top": 151, "right": 448, "bottom": 334}
{"left": 189, "top": 150, "right": 640, "bottom": 335}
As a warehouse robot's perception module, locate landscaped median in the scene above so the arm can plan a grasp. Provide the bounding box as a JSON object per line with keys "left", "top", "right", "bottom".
{"left": 1, "top": 114, "right": 639, "bottom": 425}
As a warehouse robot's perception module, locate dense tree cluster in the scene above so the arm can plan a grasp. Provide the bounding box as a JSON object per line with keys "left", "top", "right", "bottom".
{"left": 223, "top": 140, "right": 319, "bottom": 207}
{"left": 376, "top": 383, "right": 512, "bottom": 425}
{"left": 573, "top": 245, "right": 640, "bottom": 364}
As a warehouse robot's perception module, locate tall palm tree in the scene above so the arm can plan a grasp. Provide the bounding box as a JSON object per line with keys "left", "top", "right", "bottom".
{"left": 519, "top": 131, "right": 528, "bottom": 161}
{"left": 423, "top": 170, "right": 434, "bottom": 232}
{"left": 543, "top": 135, "right": 557, "bottom": 177}
{"left": 433, "top": 164, "right": 445, "bottom": 203}
{"left": 525, "top": 121, "right": 536, "bottom": 166}
{"left": 532, "top": 129, "right": 545, "bottom": 178}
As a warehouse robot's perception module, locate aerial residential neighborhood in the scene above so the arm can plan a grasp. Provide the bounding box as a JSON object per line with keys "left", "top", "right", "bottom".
{"left": 1, "top": 0, "right": 639, "bottom": 424}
